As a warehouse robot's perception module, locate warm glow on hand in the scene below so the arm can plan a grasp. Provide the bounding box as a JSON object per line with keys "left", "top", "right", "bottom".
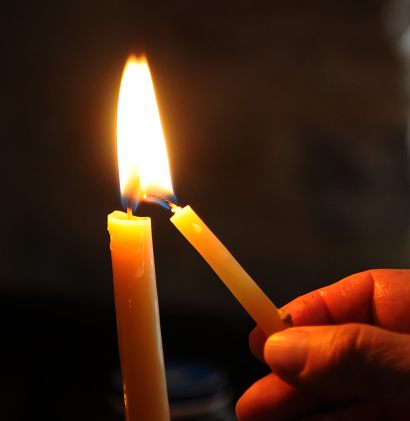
{"left": 236, "top": 269, "right": 410, "bottom": 421}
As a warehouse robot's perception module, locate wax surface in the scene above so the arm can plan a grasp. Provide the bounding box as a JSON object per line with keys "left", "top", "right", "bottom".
{"left": 108, "top": 211, "right": 169, "bottom": 421}
{"left": 170, "top": 206, "right": 288, "bottom": 336}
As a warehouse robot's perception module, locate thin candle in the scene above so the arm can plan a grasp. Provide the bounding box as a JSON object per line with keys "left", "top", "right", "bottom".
{"left": 108, "top": 56, "right": 171, "bottom": 421}
{"left": 144, "top": 195, "right": 292, "bottom": 337}
{"left": 108, "top": 211, "right": 169, "bottom": 421}
{"left": 170, "top": 205, "right": 291, "bottom": 336}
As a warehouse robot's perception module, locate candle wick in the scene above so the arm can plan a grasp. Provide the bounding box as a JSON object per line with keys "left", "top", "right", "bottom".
{"left": 143, "top": 194, "right": 179, "bottom": 211}
{"left": 127, "top": 194, "right": 135, "bottom": 211}
{"left": 127, "top": 207, "right": 133, "bottom": 219}
{"left": 170, "top": 203, "right": 181, "bottom": 213}
{"left": 124, "top": 178, "right": 141, "bottom": 212}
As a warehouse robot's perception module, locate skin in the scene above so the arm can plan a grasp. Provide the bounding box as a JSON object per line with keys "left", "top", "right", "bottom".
{"left": 236, "top": 269, "right": 410, "bottom": 420}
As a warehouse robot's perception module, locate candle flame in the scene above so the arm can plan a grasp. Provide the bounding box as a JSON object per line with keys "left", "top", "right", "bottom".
{"left": 117, "top": 55, "right": 174, "bottom": 211}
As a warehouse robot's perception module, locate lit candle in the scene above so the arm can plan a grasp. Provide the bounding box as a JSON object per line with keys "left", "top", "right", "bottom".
{"left": 170, "top": 205, "right": 291, "bottom": 336}
{"left": 107, "top": 56, "right": 172, "bottom": 421}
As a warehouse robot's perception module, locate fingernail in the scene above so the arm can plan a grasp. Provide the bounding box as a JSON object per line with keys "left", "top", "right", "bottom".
{"left": 264, "top": 330, "right": 310, "bottom": 375}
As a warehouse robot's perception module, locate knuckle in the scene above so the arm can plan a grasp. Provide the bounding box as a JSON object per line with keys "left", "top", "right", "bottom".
{"left": 326, "top": 324, "right": 368, "bottom": 373}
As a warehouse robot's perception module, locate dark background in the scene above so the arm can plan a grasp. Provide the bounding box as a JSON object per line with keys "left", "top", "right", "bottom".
{"left": 1, "top": 1, "right": 410, "bottom": 419}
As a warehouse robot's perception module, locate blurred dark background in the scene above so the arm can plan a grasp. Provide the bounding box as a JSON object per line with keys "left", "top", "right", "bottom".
{"left": 1, "top": 0, "right": 410, "bottom": 419}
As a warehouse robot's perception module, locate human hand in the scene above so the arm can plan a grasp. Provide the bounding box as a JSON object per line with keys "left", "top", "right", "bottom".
{"left": 236, "top": 269, "right": 410, "bottom": 420}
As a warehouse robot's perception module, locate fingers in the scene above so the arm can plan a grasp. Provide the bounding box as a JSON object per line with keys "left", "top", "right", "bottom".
{"left": 249, "top": 269, "right": 410, "bottom": 361}
{"left": 287, "top": 269, "right": 410, "bottom": 330}
{"left": 236, "top": 373, "right": 385, "bottom": 421}
{"left": 236, "top": 372, "right": 321, "bottom": 421}
{"left": 237, "top": 376, "right": 410, "bottom": 421}
{"left": 242, "top": 270, "right": 410, "bottom": 420}
{"left": 286, "top": 270, "right": 374, "bottom": 326}
{"left": 370, "top": 269, "right": 410, "bottom": 332}
{"left": 248, "top": 326, "right": 267, "bottom": 362}
{"left": 264, "top": 324, "right": 410, "bottom": 408}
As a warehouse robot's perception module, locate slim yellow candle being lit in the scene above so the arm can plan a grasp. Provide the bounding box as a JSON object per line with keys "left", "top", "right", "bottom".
{"left": 107, "top": 56, "right": 171, "bottom": 421}
{"left": 170, "top": 205, "right": 291, "bottom": 336}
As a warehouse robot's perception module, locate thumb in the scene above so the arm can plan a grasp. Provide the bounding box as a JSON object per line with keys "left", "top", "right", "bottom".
{"left": 264, "top": 324, "right": 410, "bottom": 408}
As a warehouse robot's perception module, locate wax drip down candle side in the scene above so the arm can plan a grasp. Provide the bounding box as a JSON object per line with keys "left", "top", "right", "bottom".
{"left": 144, "top": 194, "right": 292, "bottom": 337}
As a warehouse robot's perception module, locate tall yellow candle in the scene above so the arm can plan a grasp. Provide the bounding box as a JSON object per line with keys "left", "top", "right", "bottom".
{"left": 108, "top": 55, "right": 173, "bottom": 421}
{"left": 170, "top": 205, "right": 291, "bottom": 336}
{"left": 108, "top": 211, "right": 169, "bottom": 421}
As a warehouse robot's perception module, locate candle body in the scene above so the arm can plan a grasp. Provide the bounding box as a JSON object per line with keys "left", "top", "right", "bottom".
{"left": 170, "top": 206, "right": 289, "bottom": 336}
{"left": 108, "top": 211, "right": 169, "bottom": 421}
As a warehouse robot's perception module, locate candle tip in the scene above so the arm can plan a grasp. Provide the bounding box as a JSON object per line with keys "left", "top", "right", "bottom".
{"left": 279, "top": 310, "right": 293, "bottom": 327}
{"left": 143, "top": 194, "right": 177, "bottom": 211}
{"left": 170, "top": 203, "right": 181, "bottom": 213}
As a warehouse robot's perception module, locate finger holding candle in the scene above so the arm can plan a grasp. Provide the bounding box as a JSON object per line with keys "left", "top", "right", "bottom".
{"left": 236, "top": 270, "right": 410, "bottom": 421}
{"left": 249, "top": 268, "right": 410, "bottom": 362}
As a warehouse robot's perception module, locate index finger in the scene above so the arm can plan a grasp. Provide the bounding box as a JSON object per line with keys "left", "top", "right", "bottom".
{"left": 289, "top": 269, "right": 410, "bottom": 330}
{"left": 250, "top": 269, "right": 410, "bottom": 361}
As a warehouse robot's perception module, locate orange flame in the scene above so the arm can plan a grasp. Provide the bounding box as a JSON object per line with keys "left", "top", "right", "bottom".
{"left": 117, "top": 55, "right": 174, "bottom": 209}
